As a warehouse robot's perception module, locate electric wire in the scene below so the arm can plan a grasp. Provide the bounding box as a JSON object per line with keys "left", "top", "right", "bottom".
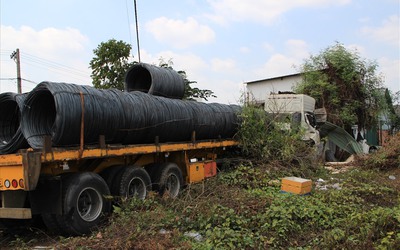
{"left": 21, "top": 52, "right": 89, "bottom": 78}
{"left": 1, "top": 50, "right": 90, "bottom": 84}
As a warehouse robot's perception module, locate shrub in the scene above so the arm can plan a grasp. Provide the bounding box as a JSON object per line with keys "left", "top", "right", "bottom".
{"left": 359, "top": 132, "right": 400, "bottom": 170}
{"left": 234, "top": 105, "right": 319, "bottom": 174}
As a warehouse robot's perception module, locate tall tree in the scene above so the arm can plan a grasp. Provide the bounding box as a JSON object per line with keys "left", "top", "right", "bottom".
{"left": 295, "top": 42, "right": 385, "bottom": 131}
{"left": 90, "top": 40, "right": 215, "bottom": 101}
{"left": 90, "top": 39, "right": 134, "bottom": 90}
{"left": 384, "top": 90, "right": 400, "bottom": 133}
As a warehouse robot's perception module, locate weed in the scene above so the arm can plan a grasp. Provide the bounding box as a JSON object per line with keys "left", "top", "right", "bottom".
{"left": 235, "top": 105, "right": 316, "bottom": 168}
{"left": 359, "top": 132, "right": 400, "bottom": 170}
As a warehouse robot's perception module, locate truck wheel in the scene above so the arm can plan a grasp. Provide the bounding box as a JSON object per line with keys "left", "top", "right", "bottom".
{"left": 42, "top": 214, "right": 66, "bottom": 235}
{"left": 118, "top": 166, "right": 151, "bottom": 200}
{"left": 100, "top": 165, "right": 124, "bottom": 194}
{"left": 56, "top": 172, "right": 111, "bottom": 235}
{"left": 153, "top": 163, "right": 183, "bottom": 198}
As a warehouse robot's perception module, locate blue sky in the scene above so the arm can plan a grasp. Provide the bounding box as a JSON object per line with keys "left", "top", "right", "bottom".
{"left": 0, "top": 0, "right": 399, "bottom": 104}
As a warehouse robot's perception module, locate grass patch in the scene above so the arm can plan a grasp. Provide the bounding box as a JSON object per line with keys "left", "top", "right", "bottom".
{"left": 48, "top": 163, "right": 399, "bottom": 250}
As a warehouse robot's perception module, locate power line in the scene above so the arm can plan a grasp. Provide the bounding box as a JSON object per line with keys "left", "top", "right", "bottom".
{"left": 22, "top": 60, "right": 90, "bottom": 83}
{"left": 0, "top": 50, "right": 14, "bottom": 53}
{"left": 12, "top": 51, "right": 90, "bottom": 84}
{"left": 21, "top": 52, "right": 89, "bottom": 77}
{"left": 0, "top": 49, "right": 90, "bottom": 79}
{"left": 0, "top": 77, "right": 38, "bottom": 85}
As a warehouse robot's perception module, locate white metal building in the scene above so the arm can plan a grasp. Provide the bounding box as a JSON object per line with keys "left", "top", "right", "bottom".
{"left": 245, "top": 73, "right": 302, "bottom": 105}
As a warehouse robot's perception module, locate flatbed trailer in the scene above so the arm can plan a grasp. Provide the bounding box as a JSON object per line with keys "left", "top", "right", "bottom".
{"left": 0, "top": 137, "right": 238, "bottom": 235}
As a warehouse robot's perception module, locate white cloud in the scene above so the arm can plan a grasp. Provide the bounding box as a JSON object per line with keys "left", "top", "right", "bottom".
{"left": 344, "top": 44, "right": 399, "bottom": 93}
{"left": 206, "top": 0, "right": 351, "bottom": 25}
{"left": 263, "top": 43, "right": 275, "bottom": 53}
{"left": 254, "top": 39, "right": 309, "bottom": 78}
{"left": 139, "top": 49, "right": 208, "bottom": 78}
{"left": 256, "top": 54, "right": 299, "bottom": 77}
{"left": 378, "top": 57, "right": 400, "bottom": 93}
{"left": 138, "top": 49, "right": 242, "bottom": 104}
{"left": 0, "top": 25, "right": 91, "bottom": 93}
{"left": 239, "top": 46, "right": 251, "bottom": 54}
{"left": 145, "top": 17, "right": 215, "bottom": 49}
{"left": 362, "top": 15, "right": 400, "bottom": 47}
{"left": 211, "top": 58, "right": 237, "bottom": 72}
{"left": 286, "top": 39, "right": 309, "bottom": 58}
{"left": 345, "top": 44, "right": 366, "bottom": 55}
{"left": 1, "top": 25, "right": 89, "bottom": 60}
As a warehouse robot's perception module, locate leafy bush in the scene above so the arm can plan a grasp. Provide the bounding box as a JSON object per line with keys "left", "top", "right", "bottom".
{"left": 234, "top": 105, "right": 316, "bottom": 169}
{"left": 359, "top": 132, "right": 400, "bottom": 170}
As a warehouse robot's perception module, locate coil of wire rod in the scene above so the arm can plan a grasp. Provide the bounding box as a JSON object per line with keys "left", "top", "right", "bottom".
{"left": 21, "top": 82, "right": 126, "bottom": 148}
{"left": 124, "top": 63, "right": 185, "bottom": 99}
{"left": 21, "top": 82, "right": 240, "bottom": 149}
{"left": 0, "top": 92, "right": 29, "bottom": 154}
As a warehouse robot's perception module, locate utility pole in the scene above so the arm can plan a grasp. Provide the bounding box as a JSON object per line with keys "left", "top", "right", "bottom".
{"left": 134, "top": 0, "right": 141, "bottom": 62}
{"left": 10, "top": 48, "right": 22, "bottom": 93}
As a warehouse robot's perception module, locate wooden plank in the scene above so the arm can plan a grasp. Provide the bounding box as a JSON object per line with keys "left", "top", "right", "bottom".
{"left": 0, "top": 208, "right": 32, "bottom": 219}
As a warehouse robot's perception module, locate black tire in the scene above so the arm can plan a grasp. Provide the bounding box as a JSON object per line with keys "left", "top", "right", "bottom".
{"left": 118, "top": 166, "right": 151, "bottom": 200}
{"left": 100, "top": 165, "right": 124, "bottom": 195}
{"left": 153, "top": 163, "right": 183, "bottom": 198}
{"left": 42, "top": 213, "right": 66, "bottom": 235}
{"left": 144, "top": 163, "right": 160, "bottom": 180}
{"left": 55, "top": 172, "right": 111, "bottom": 236}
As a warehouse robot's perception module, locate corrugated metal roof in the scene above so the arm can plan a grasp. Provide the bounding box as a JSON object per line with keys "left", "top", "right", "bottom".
{"left": 246, "top": 72, "right": 302, "bottom": 85}
{"left": 320, "top": 122, "right": 363, "bottom": 155}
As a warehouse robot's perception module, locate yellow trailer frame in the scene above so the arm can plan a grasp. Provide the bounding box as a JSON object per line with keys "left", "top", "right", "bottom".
{"left": 0, "top": 139, "right": 238, "bottom": 220}
{"left": 0, "top": 139, "right": 238, "bottom": 192}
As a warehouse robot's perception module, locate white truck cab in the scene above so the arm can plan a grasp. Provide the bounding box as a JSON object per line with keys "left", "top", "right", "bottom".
{"left": 264, "top": 94, "right": 320, "bottom": 145}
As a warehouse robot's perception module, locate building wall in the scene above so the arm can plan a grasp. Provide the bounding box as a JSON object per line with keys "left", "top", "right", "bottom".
{"left": 245, "top": 74, "right": 302, "bottom": 104}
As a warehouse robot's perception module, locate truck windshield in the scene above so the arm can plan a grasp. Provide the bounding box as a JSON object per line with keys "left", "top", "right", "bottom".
{"left": 305, "top": 112, "right": 317, "bottom": 128}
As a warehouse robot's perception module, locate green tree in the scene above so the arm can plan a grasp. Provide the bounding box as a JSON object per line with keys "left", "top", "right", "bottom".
{"left": 295, "top": 42, "right": 385, "bottom": 132}
{"left": 384, "top": 90, "right": 400, "bottom": 133}
{"left": 90, "top": 40, "right": 215, "bottom": 101}
{"left": 90, "top": 39, "right": 134, "bottom": 90}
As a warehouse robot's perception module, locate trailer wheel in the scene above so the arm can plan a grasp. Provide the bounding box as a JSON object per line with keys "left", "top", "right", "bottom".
{"left": 153, "top": 163, "right": 183, "bottom": 198}
{"left": 100, "top": 165, "right": 124, "bottom": 195}
{"left": 117, "top": 166, "right": 151, "bottom": 200}
{"left": 56, "top": 172, "right": 111, "bottom": 235}
{"left": 42, "top": 214, "right": 66, "bottom": 235}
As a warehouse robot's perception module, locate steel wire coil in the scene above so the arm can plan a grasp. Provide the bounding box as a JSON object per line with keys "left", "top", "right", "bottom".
{"left": 125, "top": 63, "right": 185, "bottom": 99}
{"left": 0, "top": 92, "right": 29, "bottom": 154}
{"left": 21, "top": 82, "right": 239, "bottom": 149}
{"left": 21, "top": 82, "right": 126, "bottom": 148}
